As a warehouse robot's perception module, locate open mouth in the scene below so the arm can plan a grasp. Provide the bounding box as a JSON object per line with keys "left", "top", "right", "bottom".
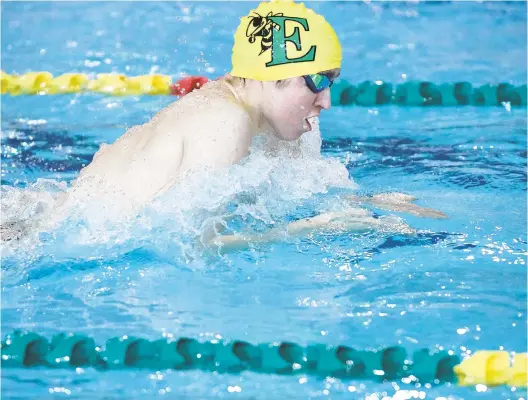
{"left": 303, "top": 118, "right": 312, "bottom": 132}
{"left": 304, "top": 116, "right": 319, "bottom": 132}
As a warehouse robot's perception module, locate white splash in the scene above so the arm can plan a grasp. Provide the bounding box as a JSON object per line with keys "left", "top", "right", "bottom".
{"left": 1, "top": 121, "right": 358, "bottom": 261}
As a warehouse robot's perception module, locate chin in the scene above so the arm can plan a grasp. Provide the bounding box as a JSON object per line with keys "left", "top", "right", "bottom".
{"left": 280, "top": 131, "right": 304, "bottom": 141}
{"left": 283, "top": 125, "right": 307, "bottom": 141}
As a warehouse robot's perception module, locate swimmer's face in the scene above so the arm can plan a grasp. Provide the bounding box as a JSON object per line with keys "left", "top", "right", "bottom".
{"left": 261, "top": 69, "right": 339, "bottom": 141}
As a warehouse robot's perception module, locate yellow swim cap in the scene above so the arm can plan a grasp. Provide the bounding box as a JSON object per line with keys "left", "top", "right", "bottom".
{"left": 231, "top": 0, "right": 342, "bottom": 81}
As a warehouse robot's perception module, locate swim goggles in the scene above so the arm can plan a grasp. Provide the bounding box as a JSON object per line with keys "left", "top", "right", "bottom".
{"left": 303, "top": 73, "right": 334, "bottom": 94}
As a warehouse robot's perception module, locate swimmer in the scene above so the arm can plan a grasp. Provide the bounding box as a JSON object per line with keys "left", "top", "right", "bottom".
{"left": 1, "top": 0, "right": 446, "bottom": 244}
{"left": 71, "top": 0, "right": 343, "bottom": 209}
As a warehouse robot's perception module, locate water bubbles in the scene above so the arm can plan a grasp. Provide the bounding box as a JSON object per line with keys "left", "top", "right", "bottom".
{"left": 456, "top": 327, "right": 469, "bottom": 335}
{"left": 84, "top": 60, "right": 101, "bottom": 68}
{"left": 476, "top": 384, "right": 488, "bottom": 392}
{"left": 48, "top": 387, "right": 71, "bottom": 395}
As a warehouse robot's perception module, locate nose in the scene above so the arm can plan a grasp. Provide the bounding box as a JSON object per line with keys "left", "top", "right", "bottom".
{"left": 315, "top": 88, "right": 331, "bottom": 110}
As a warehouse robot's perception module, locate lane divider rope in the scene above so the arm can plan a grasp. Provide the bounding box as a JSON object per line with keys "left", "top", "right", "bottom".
{"left": 1, "top": 71, "right": 526, "bottom": 107}
{"left": 1, "top": 330, "right": 526, "bottom": 387}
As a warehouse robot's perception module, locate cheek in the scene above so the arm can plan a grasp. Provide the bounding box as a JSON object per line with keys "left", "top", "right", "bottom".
{"left": 276, "top": 91, "right": 313, "bottom": 120}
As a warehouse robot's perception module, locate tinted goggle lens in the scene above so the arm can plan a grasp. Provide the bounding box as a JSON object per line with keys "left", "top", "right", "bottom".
{"left": 304, "top": 74, "right": 333, "bottom": 93}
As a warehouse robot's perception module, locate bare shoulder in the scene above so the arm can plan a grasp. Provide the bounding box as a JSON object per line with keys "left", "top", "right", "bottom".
{"left": 156, "top": 81, "right": 251, "bottom": 139}
{"left": 162, "top": 82, "right": 254, "bottom": 170}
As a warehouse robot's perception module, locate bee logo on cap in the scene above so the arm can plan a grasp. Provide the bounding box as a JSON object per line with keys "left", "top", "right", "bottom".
{"left": 245, "top": 11, "right": 316, "bottom": 67}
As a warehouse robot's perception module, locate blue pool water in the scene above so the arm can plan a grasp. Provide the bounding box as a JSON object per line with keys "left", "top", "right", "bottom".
{"left": 1, "top": 1, "right": 527, "bottom": 399}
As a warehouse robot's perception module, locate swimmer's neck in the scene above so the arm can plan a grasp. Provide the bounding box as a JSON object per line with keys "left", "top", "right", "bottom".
{"left": 221, "top": 78, "right": 275, "bottom": 138}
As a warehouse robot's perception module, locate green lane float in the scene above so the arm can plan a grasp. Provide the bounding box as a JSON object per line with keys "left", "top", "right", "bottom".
{"left": 1, "top": 330, "right": 526, "bottom": 387}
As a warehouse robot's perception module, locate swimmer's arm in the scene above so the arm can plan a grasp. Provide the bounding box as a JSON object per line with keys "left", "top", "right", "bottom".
{"left": 281, "top": 193, "right": 447, "bottom": 232}
{"left": 281, "top": 193, "right": 447, "bottom": 233}
{"left": 207, "top": 193, "right": 447, "bottom": 252}
{"left": 344, "top": 193, "right": 448, "bottom": 219}
{"left": 178, "top": 105, "right": 253, "bottom": 244}
{"left": 208, "top": 209, "right": 390, "bottom": 251}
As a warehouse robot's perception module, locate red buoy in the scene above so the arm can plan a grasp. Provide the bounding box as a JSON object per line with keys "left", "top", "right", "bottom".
{"left": 170, "top": 76, "right": 210, "bottom": 96}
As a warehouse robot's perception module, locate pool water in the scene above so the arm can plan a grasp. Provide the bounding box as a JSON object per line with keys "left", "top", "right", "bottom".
{"left": 1, "top": 1, "right": 527, "bottom": 399}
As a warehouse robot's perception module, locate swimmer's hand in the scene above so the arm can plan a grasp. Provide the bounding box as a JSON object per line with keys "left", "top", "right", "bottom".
{"left": 346, "top": 192, "right": 448, "bottom": 220}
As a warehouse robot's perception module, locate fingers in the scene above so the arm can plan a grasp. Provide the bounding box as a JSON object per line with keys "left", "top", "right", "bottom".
{"left": 356, "top": 192, "right": 448, "bottom": 220}
{"left": 374, "top": 203, "right": 448, "bottom": 219}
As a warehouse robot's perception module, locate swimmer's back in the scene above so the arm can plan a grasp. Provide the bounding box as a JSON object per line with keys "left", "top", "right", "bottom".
{"left": 71, "top": 79, "right": 253, "bottom": 206}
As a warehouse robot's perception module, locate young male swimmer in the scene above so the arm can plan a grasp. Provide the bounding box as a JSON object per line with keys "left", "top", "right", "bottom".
{"left": 73, "top": 0, "right": 342, "bottom": 207}
{"left": 1, "top": 0, "right": 446, "bottom": 245}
